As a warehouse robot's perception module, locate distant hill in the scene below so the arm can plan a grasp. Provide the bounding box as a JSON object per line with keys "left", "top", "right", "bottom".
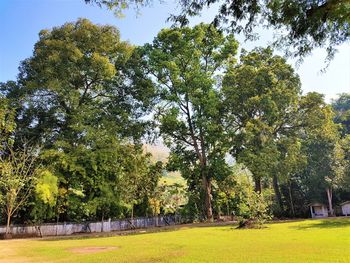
{"left": 143, "top": 144, "right": 186, "bottom": 186}
{"left": 143, "top": 144, "right": 170, "bottom": 163}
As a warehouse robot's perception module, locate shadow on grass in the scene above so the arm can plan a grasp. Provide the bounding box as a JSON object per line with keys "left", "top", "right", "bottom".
{"left": 290, "top": 218, "right": 350, "bottom": 230}
{"left": 37, "top": 221, "right": 238, "bottom": 242}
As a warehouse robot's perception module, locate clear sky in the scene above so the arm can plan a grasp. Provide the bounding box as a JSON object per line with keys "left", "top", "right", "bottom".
{"left": 0, "top": 0, "right": 349, "bottom": 101}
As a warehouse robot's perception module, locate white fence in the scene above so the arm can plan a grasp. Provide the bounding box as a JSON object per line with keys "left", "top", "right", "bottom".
{"left": 0, "top": 215, "right": 182, "bottom": 238}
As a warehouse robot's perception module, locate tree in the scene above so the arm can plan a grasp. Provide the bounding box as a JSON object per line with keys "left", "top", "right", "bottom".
{"left": 0, "top": 144, "right": 39, "bottom": 236}
{"left": 0, "top": 97, "right": 16, "bottom": 150}
{"left": 332, "top": 93, "right": 350, "bottom": 136}
{"left": 30, "top": 169, "right": 59, "bottom": 224}
{"left": 215, "top": 163, "right": 252, "bottom": 217}
{"left": 35, "top": 170, "right": 58, "bottom": 207}
{"left": 143, "top": 24, "right": 238, "bottom": 220}
{"left": 0, "top": 19, "right": 158, "bottom": 223}
{"left": 281, "top": 92, "right": 343, "bottom": 217}
{"left": 222, "top": 48, "right": 302, "bottom": 193}
{"left": 87, "top": 0, "right": 350, "bottom": 63}
{"left": 119, "top": 150, "right": 163, "bottom": 219}
{"left": 237, "top": 190, "right": 272, "bottom": 228}
{"left": 160, "top": 182, "right": 188, "bottom": 214}
{"left": 175, "top": 0, "right": 350, "bottom": 62}
{"left": 273, "top": 93, "right": 340, "bottom": 217}
{"left": 340, "top": 135, "right": 350, "bottom": 192}
{"left": 85, "top": 0, "right": 149, "bottom": 16}
{"left": 301, "top": 139, "right": 344, "bottom": 216}
{"left": 222, "top": 48, "right": 344, "bottom": 218}
{"left": 301, "top": 120, "right": 343, "bottom": 216}
{"left": 2, "top": 18, "right": 155, "bottom": 148}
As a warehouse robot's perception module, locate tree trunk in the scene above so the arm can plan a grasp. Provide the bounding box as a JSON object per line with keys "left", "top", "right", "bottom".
{"left": 101, "top": 214, "right": 104, "bottom": 232}
{"left": 202, "top": 175, "right": 213, "bottom": 221}
{"left": 131, "top": 204, "right": 134, "bottom": 220}
{"left": 6, "top": 213, "right": 11, "bottom": 235}
{"left": 326, "top": 187, "right": 333, "bottom": 216}
{"left": 288, "top": 181, "right": 295, "bottom": 217}
{"left": 56, "top": 214, "right": 59, "bottom": 236}
{"left": 254, "top": 177, "right": 262, "bottom": 193}
{"left": 272, "top": 174, "right": 284, "bottom": 212}
{"left": 226, "top": 198, "right": 230, "bottom": 217}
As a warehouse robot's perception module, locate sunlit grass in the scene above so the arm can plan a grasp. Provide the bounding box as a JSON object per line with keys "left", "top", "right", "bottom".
{"left": 160, "top": 171, "right": 186, "bottom": 186}
{"left": 1, "top": 218, "right": 350, "bottom": 263}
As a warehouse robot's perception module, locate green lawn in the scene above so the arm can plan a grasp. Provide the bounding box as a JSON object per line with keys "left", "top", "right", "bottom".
{"left": 1, "top": 218, "right": 350, "bottom": 263}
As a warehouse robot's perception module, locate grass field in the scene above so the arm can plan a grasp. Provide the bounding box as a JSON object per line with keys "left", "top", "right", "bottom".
{"left": 1, "top": 218, "right": 350, "bottom": 263}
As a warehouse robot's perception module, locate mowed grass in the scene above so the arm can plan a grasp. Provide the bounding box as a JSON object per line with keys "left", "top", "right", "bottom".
{"left": 1, "top": 218, "right": 350, "bottom": 263}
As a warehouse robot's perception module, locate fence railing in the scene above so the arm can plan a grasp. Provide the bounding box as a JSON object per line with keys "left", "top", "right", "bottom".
{"left": 0, "top": 215, "right": 184, "bottom": 238}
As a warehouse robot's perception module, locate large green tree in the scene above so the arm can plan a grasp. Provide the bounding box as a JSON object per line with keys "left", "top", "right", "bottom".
{"left": 0, "top": 19, "right": 158, "bottom": 222}
{"left": 11, "top": 18, "right": 154, "bottom": 146}
{"left": 222, "top": 49, "right": 342, "bottom": 217}
{"left": 278, "top": 93, "right": 344, "bottom": 216}
{"left": 143, "top": 24, "right": 238, "bottom": 220}
{"left": 222, "top": 48, "right": 302, "bottom": 193}
{"left": 331, "top": 93, "right": 350, "bottom": 199}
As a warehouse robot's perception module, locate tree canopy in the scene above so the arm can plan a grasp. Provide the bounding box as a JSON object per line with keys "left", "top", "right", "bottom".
{"left": 86, "top": 0, "right": 350, "bottom": 62}
{"left": 1, "top": 18, "right": 349, "bottom": 230}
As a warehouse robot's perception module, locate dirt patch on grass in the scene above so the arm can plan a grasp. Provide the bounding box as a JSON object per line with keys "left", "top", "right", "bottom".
{"left": 69, "top": 246, "right": 118, "bottom": 254}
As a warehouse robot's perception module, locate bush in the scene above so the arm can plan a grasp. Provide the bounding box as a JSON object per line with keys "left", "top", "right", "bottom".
{"left": 237, "top": 191, "right": 271, "bottom": 228}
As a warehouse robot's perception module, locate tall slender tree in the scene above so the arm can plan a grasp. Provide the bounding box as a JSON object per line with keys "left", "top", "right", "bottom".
{"left": 143, "top": 24, "right": 238, "bottom": 220}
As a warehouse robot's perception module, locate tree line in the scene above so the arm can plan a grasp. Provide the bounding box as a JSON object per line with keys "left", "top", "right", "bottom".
{"left": 1, "top": 19, "right": 349, "bottom": 234}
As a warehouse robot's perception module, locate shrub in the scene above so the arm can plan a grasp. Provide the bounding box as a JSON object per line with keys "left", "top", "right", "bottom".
{"left": 237, "top": 191, "right": 271, "bottom": 228}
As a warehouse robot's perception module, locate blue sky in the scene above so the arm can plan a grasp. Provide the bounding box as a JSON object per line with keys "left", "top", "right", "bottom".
{"left": 0, "top": 0, "right": 349, "bottom": 101}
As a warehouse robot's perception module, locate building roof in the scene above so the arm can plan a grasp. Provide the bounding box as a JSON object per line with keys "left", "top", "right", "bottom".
{"left": 309, "top": 202, "right": 326, "bottom": 207}
{"left": 340, "top": 201, "right": 350, "bottom": 206}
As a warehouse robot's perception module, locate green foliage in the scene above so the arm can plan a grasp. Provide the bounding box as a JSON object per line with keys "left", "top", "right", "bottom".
{"left": 173, "top": 0, "right": 350, "bottom": 62}
{"left": 40, "top": 136, "right": 161, "bottom": 221}
{"left": 332, "top": 93, "right": 350, "bottom": 136}
{"left": 35, "top": 169, "right": 58, "bottom": 206}
{"left": 85, "top": 0, "right": 150, "bottom": 17}
{"left": 0, "top": 19, "right": 159, "bottom": 223}
{"left": 156, "top": 182, "right": 188, "bottom": 214}
{"left": 0, "top": 98, "right": 16, "bottom": 149}
{"left": 0, "top": 145, "right": 40, "bottom": 233}
{"left": 30, "top": 169, "right": 59, "bottom": 223}
{"left": 341, "top": 135, "right": 350, "bottom": 190}
{"left": 120, "top": 152, "right": 163, "bottom": 217}
{"left": 214, "top": 163, "right": 271, "bottom": 226}
{"left": 10, "top": 18, "right": 154, "bottom": 147}
{"left": 1, "top": 16, "right": 350, "bottom": 225}
{"left": 222, "top": 48, "right": 344, "bottom": 216}
{"left": 144, "top": 23, "right": 238, "bottom": 220}
{"left": 300, "top": 132, "right": 344, "bottom": 201}
{"left": 237, "top": 191, "right": 272, "bottom": 228}
{"left": 223, "top": 47, "right": 302, "bottom": 192}
{"left": 88, "top": 0, "right": 349, "bottom": 62}
{"left": 214, "top": 164, "right": 252, "bottom": 216}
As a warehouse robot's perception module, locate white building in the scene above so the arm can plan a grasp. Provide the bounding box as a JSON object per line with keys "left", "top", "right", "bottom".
{"left": 309, "top": 203, "right": 328, "bottom": 218}
{"left": 340, "top": 201, "right": 350, "bottom": 216}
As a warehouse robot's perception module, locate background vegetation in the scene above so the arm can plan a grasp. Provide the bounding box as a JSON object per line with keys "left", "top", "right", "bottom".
{"left": 0, "top": 4, "right": 349, "bottom": 232}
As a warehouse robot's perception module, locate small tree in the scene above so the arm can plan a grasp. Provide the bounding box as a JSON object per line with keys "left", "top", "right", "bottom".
{"left": 0, "top": 144, "right": 39, "bottom": 237}
{"left": 237, "top": 190, "right": 272, "bottom": 229}
{"left": 31, "top": 169, "right": 59, "bottom": 223}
